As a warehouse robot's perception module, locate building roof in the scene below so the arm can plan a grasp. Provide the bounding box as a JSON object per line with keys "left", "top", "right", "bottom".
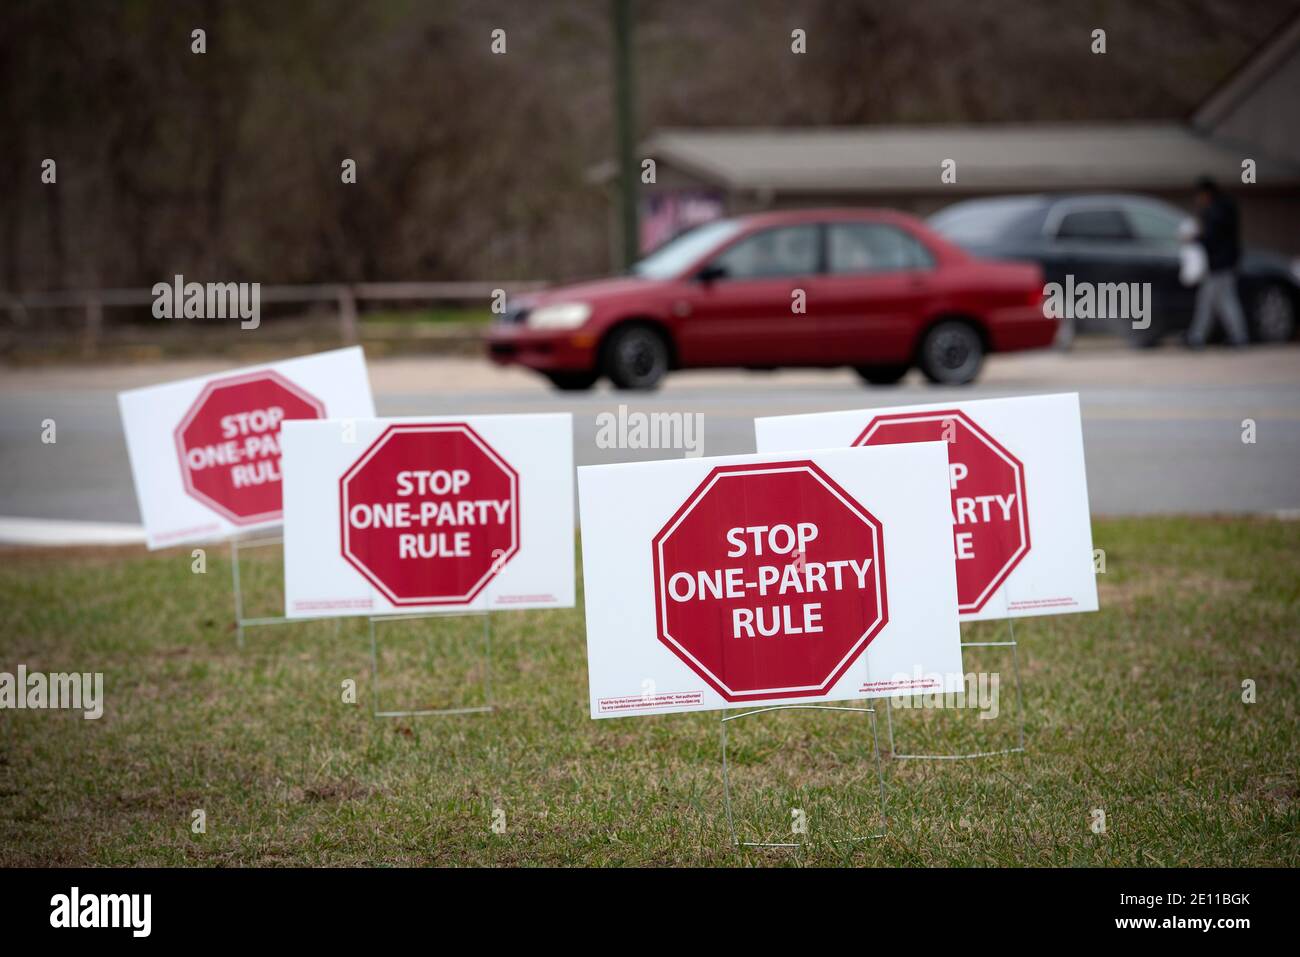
{"left": 1192, "top": 11, "right": 1300, "bottom": 130}
{"left": 638, "top": 123, "right": 1300, "bottom": 193}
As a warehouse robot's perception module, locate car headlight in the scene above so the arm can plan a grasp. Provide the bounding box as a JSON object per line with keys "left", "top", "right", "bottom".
{"left": 527, "top": 303, "right": 592, "bottom": 330}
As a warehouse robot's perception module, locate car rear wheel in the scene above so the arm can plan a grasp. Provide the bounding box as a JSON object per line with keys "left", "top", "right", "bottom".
{"left": 854, "top": 363, "right": 909, "bottom": 385}
{"left": 1250, "top": 283, "right": 1296, "bottom": 343}
{"left": 918, "top": 320, "right": 984, "bottom": 385}
{"left": 603, "top": 325, "right": 669, "bottom": 390}
{"left": 543, "top": 371, "right": 599, "bottom": 391}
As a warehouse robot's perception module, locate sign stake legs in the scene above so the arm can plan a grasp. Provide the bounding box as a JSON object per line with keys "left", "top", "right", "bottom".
{"left": 229, "top": 533, "right": 341, "bottom": 648}
{"left": 231, "top": 536, "right": 244, "bottom": 650}
{"left": 1010, "top": 619, "right": 1026, "bottom": 753}
{"left": 719, "top": 704, "right": 887, "bottom": 849}
{"left": 887, "top": 616, "right": 1027, "bottom": 761}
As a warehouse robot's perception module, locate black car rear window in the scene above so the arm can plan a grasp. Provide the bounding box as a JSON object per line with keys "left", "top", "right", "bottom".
{"left": 928, "top": 198, "right": 1048, "bottom": 243}
{"left": 1055, "top": 208, "right": 1133, "bottom": 240}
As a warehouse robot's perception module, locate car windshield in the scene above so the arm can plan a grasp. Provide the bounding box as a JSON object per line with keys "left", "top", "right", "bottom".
{"left": 631, "top": 219, "right": 745, "bottom": 279}
{"left": 929, "top": 198, "right": 1045, "bottom": 243}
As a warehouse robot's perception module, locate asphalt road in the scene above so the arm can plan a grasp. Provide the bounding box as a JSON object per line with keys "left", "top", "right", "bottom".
{"left": 2, "top": 344, "right": 1298, "bottom": 525}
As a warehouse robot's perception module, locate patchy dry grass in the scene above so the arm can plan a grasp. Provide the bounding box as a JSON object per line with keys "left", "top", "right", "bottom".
{"left": 0, "top": 517, "right": 1296, "bottom": 866}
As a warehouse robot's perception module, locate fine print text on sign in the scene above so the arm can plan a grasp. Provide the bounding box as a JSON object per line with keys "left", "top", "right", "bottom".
{"left": 118, "top": 347, "right": 375, "bottom": 549}
{"left": 282, "top": 414, "right": 574, "bottom": 617}
{"left": 755, "top": 392, "right": 1097, "bottom": 622}
{"left": 580, "top": 443, "right": 964, "bottom": 718}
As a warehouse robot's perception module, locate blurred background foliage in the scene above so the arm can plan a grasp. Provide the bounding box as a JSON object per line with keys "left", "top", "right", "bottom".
{"left": 1, "top": 0, "right": 1292, "bottom": 291}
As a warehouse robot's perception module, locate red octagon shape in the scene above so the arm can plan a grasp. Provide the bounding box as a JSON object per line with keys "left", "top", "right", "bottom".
{"left": 652, "top": 461, "right": 888, "bottom": 703}
{"left": 340, "top": 423, "right": 519, "bottom": 606}
{"left": 854, "top": 410, "right": 1029, "bottom": 613}
{"left": 174, "top": 369, "right": 325, "bottom": 525}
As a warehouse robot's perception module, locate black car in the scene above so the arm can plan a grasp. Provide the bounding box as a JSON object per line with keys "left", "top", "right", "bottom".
{"left": 929, "top": 194, "right": 1299, "bottom": 346}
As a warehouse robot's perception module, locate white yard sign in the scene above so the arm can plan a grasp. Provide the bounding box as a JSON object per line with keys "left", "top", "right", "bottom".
{"left": 756, "top": 392, "right": 1097, "bottom": 621}
{"left": 118, "top": 347, "right": 374, "bottom": 549}
{"left": 282, "top": 414, "right": 575, "bottom": 617}
{"left": 579, "top": 443, "right": 964, "bottom": 718}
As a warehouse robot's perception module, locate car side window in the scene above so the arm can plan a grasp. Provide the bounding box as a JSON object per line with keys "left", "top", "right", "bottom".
{"left": 1125, "top": 206, "right": 1183, "bottom": 244}
{"left": 828, "top": 223, "right": 934, "bottom": 274}
{"left": 708, "top": 225, "right": 819, "bottom": 279}
{"left": 1055, "top": 208, "right": 1133, "bottom": 241}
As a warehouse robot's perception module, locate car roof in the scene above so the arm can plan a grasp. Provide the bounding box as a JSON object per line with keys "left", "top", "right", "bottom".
{"left": 944, "top": 192, "right": 1176, "bottom": 209}
{"left": 726, "top": 207, "right": 928, "bottom": 228}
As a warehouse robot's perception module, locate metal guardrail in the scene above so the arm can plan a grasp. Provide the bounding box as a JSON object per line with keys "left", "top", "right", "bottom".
{"left": 0, "top": 281, "right": 547, "bottom": 356}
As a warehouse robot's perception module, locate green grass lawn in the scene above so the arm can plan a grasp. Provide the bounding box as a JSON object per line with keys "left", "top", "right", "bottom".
{"left": 359, "top": 306, "right": 493, "bottom": 326}
{"left": 1, "top": 517, "right": 1296, "bottom": 866}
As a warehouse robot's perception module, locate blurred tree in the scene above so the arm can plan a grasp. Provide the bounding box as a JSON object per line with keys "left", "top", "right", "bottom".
{"left": 0, "top": 0, "right": 1291, "bottom": 296}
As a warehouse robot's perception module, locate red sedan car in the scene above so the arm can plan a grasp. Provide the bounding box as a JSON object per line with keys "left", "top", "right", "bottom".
{"left": 488, "top": 208, "right": 1053, "bottom": 390}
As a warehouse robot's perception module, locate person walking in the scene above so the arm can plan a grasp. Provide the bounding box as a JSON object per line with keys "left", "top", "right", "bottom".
{"left": 1186, "top": 176, "right": 1249, "bottom": 348}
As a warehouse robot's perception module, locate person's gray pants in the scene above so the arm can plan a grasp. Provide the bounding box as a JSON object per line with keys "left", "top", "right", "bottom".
{"left": 1188, "top": 270, "right": 1249, "bottom": 346}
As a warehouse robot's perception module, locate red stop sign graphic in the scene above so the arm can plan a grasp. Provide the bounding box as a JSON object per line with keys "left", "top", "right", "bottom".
{"left": 340, "top": 423, "right": 519, "bottom": 606}
{"left": 854, "top": 410, "right": 1028, "bottom": 613}
{"left": 652, "top": 461, "right": 888, "bottom": 703}
{"left": 174, "top": 370, "right": 325, "bottom": 524}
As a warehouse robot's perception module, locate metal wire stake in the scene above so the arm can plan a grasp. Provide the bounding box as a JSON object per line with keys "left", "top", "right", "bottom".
{"left": 720, "top": 715, "right": 736, "bottom": 845}
{"left": 720, "top": 703, "right": 887, "bottom": 849}
{"left": 870, "top": 706, "right": 888, "bottom": 834}
{"left": 229, "top": 533, "right": 342, "bottom": 649}
{"left": 890, "top": 617, "right": 1027, "bottom": 761}
{"left": 481, "top": 611, "right": 493, "bottom": 711}
{"left": 231, "top": 537, "right": 244, "bottom": 650}
{"left": 1010, "top": 617, "right": 1026, "bottom": 753}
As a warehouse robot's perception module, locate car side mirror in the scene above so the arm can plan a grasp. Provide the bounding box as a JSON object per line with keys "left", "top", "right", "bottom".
{"left": 695, "top": 264, "right": 727, "bottom": 284}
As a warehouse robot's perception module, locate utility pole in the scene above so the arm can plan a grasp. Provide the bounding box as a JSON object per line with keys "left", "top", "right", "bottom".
{"left": 612, "top": 0, "right": 639, "bottom": 269}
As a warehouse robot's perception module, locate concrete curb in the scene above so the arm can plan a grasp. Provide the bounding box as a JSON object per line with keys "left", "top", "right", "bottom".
{"left": 0, "top": 517, "right": 147, "bottom": 546}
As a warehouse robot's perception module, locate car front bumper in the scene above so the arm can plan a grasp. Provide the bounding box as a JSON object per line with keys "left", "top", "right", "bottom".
{"left": 485, "top": 324, "right": 601, "bottom": 373}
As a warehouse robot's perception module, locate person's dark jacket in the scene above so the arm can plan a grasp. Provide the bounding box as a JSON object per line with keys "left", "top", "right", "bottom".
{"left": 1198, "top": 193, "right": 1241, "bottom": 271}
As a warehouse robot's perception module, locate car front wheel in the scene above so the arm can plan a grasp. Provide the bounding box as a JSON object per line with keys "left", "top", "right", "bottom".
{"left": 854, "top": 363, "right": 909, "bottom": 385}
{"left": 1250, "top": 283, "right": 1296, "bottom": 343}
{"left": 602, "top": 325, "right": 670, "bottom": 390}
{"left": 918, "top": 320, "right": 984, "bottom": 385}
{"left": 543, "top": 371, "right": 599, "bottom": 391}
